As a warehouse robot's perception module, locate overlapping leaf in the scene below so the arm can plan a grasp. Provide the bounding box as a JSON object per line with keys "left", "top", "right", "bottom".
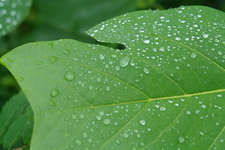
{"left": 0, "top": 91, "right": 33, "bottom": 149}
{"left": 0, "top": 0, "right": 32, "bottom": 38}
{"left": 0, "top": 6, "right": 225, "bottom": 150}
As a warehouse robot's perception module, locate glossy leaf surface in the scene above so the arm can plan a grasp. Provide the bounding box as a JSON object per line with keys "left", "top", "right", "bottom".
{"left": 1, "top": 6, "right": 225, "bottom": 150}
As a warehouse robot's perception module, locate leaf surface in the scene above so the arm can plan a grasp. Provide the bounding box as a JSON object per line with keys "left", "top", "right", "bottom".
{"left": 0, "top": 0, "right": 32, "bottom": 38}
{"left": 1, "top": 6, "right": 225, "bottom": 150}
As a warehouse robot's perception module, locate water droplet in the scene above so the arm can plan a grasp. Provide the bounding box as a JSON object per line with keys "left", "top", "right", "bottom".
{"left": 190, "top": 52, "right": 197, "bottom": 58}
{"left": 186, "top": 111, "right": 191, "bottom": 115}
{"left": 49, "top": 99, "right": 56, "bottom": 106}
{"left": 96, "top": 115, "right": 102, "bottom": 120}
{"left": 123, "top": 133, "right": 129, "bottom": 138}
{"left": 64, "top": 71, "right": 75, "bottom": 81}
{"left": 140, "top": 120, "right": 146, "bottom": 125}
{"left": 217, "top": 51, "right": 222, "bottom": 55}
{"left": 75, "top": 139, "right": 82, "bottom": 146}
{"left": 143, "top": 67, "right": 149, "bottom": 74}
{"left": 70, "top": 144, "right": 75, "bottom": 149}
{"left": 195, "top": 110, "right": 200, "bottom": 114}
{"left": 99, "top": 54, "right": 105, "bottom": 60}
{"left": 50, "top": 89, "right": 59, "bottom": 97}
{"left": 103, "top": 118, "right": 110, "bottom": 125}
{"left": 119, "top": 56, "right": 130, "bottom": 67}
{"left": 178, "top": 137, "right": 184, "bottom": 143}
{"left": 71, "top": 114, "right": 76, "bottom": 120}
{"left": 217, "top": 94, "right": 222, "bottom": 97}
{"left": 201, "top": 104, "right": 206, "bottom": 108}
{"left": 160, "top": 106, "right": 166, "bottom": 111}
{"left": 106, "top": 87, "right": 110, "bottom": 91}
{"left": 82, "top": 132, "right": 88, "bottom": 138}
{"left": 143, "top": 39, "right": 150, "bottom": 44}
{"left": 203, "top": 34, "right": 209, "bottom": 38}
{"left": 99, "top": 111, "right": 104, "bottom": 116}
{"left": 115, "top": 66, "right": 120, "bottom": 71}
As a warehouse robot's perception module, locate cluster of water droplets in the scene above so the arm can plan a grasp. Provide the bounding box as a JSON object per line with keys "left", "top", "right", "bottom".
{"left": 0, "top": 0, "right": 32, "bottom": 36}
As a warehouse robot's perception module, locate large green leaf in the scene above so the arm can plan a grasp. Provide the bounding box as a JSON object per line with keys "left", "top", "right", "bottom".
{"left": 0, "top": 5, "right": 225, "bottom": 149}
{"left": 0, "top": 0, "right": 32, "bottom": 38}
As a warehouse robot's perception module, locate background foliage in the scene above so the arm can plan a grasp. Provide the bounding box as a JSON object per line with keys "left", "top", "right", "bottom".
{"left": 0, "top": 0, "right": 225, "bottom": 149}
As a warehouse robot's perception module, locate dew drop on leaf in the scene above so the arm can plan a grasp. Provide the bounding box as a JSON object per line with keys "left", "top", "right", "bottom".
{"left": 123, "top": 133, "right": 129, "bottom": 138}
{"left": 190, "top": 52, "right": 197, "bottom": 58}
{"left": 143, "top": 39, "right": 150, "bottom": 44}
{"left": 140, "top": 119, "right": 146, "bottom": 125}
{"left": 74, "top": 139, "right": 82, "bottom": 146}
{"left": 143, "top": 67, "right": 149, "bottom": 74}
{"left": 103, "top": 118, "right": 110, "bottom": 125}
{"left": 160, "top": 106, "right": 166, "bottom": 111}
{"left": 71, "top": 114, "right": 76, "bottom": 120}
{"left": 119, "top": 56, "right": 130, "bottom": 67}
{"left": 82, "top": 132, "right": 88, "bottom": 138}
{"left": 64, "top": 71, "right": 75, "bottom": 81}
{"left": 178, "top": 137, "right": 184, "bottom": 143}
{"left": 99, "top": 54, "right": 105, "bottom": 60}
{"left": 50, "top": 89, "right": 59, "bottom": 97}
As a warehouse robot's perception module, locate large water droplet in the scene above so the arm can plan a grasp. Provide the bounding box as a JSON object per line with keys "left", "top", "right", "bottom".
{"left": 50, "top": 89, "right": 59, "bottom": 97}
{"left": 64, "top": 71, "right": 75, "bottom": 81}
{"left": 119, "top": 57, "right": 130, "bottom": 67}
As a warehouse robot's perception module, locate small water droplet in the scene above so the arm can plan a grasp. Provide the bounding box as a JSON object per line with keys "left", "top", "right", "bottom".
{"left": 201, "top": 104, "right": 206, "bottom": 108}
{"left": 103, "top": 118, "right": 110, "bottom": 125}
{"left": 64, "top": 71, "right": 75, "bottom": 81}
{"left": 119, "top": 56, "right": 130, "bottom": 67}
{"left": 178, "top": 137, "right": 184, "bottom": 143}
{"left": 50, "top": 89, "right": 59, "bottom": 97}
{"left": 74, "top": 139, "right": 82, "bottom": 146}
{"left": 186, "top": 111, "right": 191, "bottom": 115}
{"left": 123, "top": 133, "right": 129, "bottom": 138}
{"left": 140, "top": 120, "right": 146, "bottom": 125}
{"left": 82, "top": 132, "right": 88, "bottom": 138}
{"left": 202, "top": 34, "right": 209, "bottom": 38}
{"left": 99, "top": 111, "right": 104, "bottom": 116}
{"left": 143, "top": 39, "right": 150, "bottom": 44}
{"left": 160, "top": 106, "right": 166, "bottom": 111}
{"left": 217, "top": 94, "right": 222, "bottom": 97}
{"left": 143, "top": 67, "right": 149, "bottom": 74}
{"left": 99, "top": 54, "right": 105, "bottom": 60}
{"left": 106, "top": 87, "right": 110, "bottom": 91}
{"left": 70, "top": 144, "right": 75, "bottom": 149}
{"left": 195, "top": 110, "right": 200, "bottom": 114}
{"left": 190, "top": 52, "right": 197, "bottom": 58}
{"left": 96, "top": 115, "right": 102, "bottom": 120}
{"left": 71, "top": 114, "right": 76, "bottom": 120}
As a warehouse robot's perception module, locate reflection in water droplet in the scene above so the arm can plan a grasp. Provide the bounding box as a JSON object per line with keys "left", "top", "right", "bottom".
{"left": 120, "top": 57, "right": 130, "bottom": 67}
{"left": 103, "top": 118, "right": 110, "bottom": 125}
{"left": 178, "top": 137, "right": 184, "bottom": 143}
{"left": 50, "top": 89, "right": 59, "bottom": 97}
{"left": 140, "top": 120, "right": 146, "bottom": 125}
{"left": 75, "top": 139, "right": 82, "bottom": 146}
{"left": 190, "top": 52, "right": 197, "bottom": 58}
{"left": 64, "top": 71, "right": 75, "bottom": 81}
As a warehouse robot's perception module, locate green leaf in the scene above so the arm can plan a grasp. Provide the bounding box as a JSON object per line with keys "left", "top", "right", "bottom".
{"left": 0, "top": 0, "right": 32, "bottom": 38}
{"left": 1, "top": 5, "right": 225, "bottom": 149}
{"left": 0, "top": 91, "right": 33, "bottom": 149}
{"left": 34, "top": 0, "right": 136, "bottom": 41}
